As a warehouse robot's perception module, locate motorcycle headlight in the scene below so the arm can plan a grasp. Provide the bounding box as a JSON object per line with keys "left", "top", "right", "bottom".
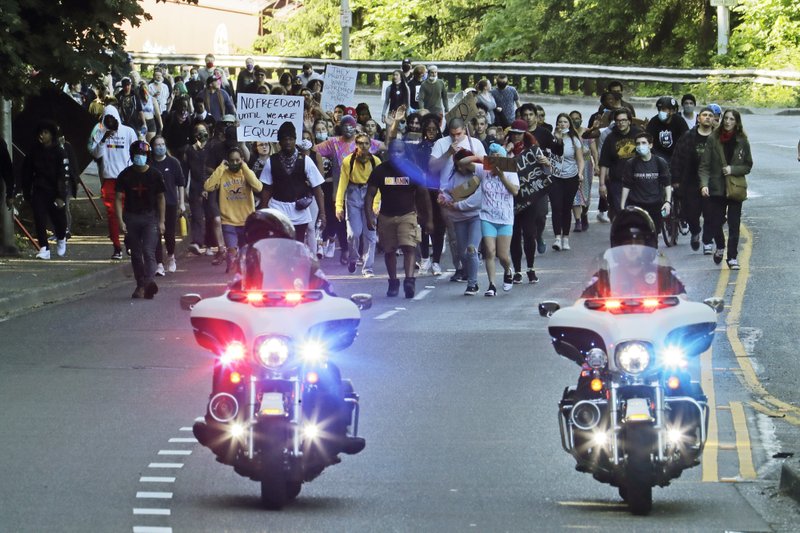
{"left": 616, "top": 342, "right": 651, "bottom": 375}
{"left": 299, "top": 340, "right": 326, "bottom": 365}
{"left": 256, "top": 336, "right": 290, "bottom": 368}
{"left": 585, "top": 348, "right": 608, "bottom": 369}
{"left": 661, "top": 346, "right": 687, "bottom": 369}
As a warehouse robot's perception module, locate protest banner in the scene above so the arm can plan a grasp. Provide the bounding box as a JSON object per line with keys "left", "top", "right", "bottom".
{"left": 320, "top": 65, "right": 358, "bottom": 112}
{"left": 445, "top": 90, "right": 479, "bottom": 125}
{"left": 236, "top": 94, "right": 304, "bottom": 142}
{"left": 515, "top": 145, "right": 553, "bottom": 206}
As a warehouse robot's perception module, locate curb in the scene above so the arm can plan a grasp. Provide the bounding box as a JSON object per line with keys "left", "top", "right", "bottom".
{"left": 779, "top": 457, "right": 800, "bottom": 504}
{"left": 0, "top": 262, "right": 131, "bottom": 320}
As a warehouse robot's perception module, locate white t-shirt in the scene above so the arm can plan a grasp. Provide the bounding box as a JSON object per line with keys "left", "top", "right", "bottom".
{"left": 430, "top": 135, "right": 487, "bottom": 190}
{"left": 259, "top": 155, "right": 324, "bottom": 225}
{"left": 551, "top": 135, "right": 582, "bottom": 178}
{"left": 475, "top": 164, "right": 519, "bottom": 225}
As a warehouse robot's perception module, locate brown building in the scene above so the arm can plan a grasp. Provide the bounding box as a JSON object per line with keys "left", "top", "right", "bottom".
{"left": 123, "top": 0, "right": 276, "bottom": 55}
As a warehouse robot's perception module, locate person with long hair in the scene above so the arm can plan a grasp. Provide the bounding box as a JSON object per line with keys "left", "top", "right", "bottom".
{"left": 698, "top": 108, "right": 753, "bottom": 270}
{"left": 382, "top": 70, "right": 411, "bottom": 125}
{"left": 549, "top": 113, "right": 584, "bottom": 251}
{"left": 415, "top": 114, "right": 448, "bottom": 275}
{"left": 569, "top": 110, "right": 597, "bottom": 232}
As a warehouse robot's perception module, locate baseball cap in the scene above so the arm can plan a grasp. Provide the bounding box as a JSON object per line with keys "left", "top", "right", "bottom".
{"left": 344, "top": 107, "right": 357, "bottom": 118}
{"left": 509, "top": 119, "right": 528, "bottom": 133}
{"left": 340, "top": 115, "right": 357, "bottom": 126}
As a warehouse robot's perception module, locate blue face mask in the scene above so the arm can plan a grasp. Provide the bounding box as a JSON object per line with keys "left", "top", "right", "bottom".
{"left": 133, "top": 155, "right": 148, "bottom": 166}
{"left": 635, "top": 145, "right": 651, "bottom": 157}
{"left": 153, "top": 146, "right": 167, "bottom": 157}
{"left": 658, "top": 110, "right": 669, "bottom": 122}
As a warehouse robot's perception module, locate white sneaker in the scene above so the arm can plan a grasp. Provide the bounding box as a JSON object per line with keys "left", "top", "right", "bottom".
{"left": 166, "top": 255, "right": 177, "bottom": 273}
{"left": 205, "top": 247, "right": 216, "bottom": 256}
{"left": 56, "top": 239, "right": 67, "bottom": 257}
{"left": 36, "top": 246, "right": 50, "bottom": 260}
{"left": 597, "top": 212, "right": 610, "bottom": 223}
{"left": 155, "top": 263, "right": 166, "bottom": 276}
{"left": 419, "top": 257, "right": 431, "bottom": 274}
{"left": 431, "top": 262, "right": 442, "bottom": 275}
{"left": 552, "top": 236, "right": 562, "bottom": 251}
{"left": 703, "top": 244, "right": 713, "bottom": 255}
{"left": 324, "top": 241, "right": 336, "bottom": 258}
{"left": 561, "top": 237, "right": 570, "bottom": 250}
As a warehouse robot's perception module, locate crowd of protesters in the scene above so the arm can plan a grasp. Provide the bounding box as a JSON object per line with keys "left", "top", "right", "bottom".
{"left": 2, "top": 55, "right": 755, "bottom": 300}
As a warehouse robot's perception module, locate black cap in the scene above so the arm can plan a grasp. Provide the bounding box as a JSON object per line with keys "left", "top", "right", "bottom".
{"left": 402, "top": 58, "right": 412, "bottom": 65}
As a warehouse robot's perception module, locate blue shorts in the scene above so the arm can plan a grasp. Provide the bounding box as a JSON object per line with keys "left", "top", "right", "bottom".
{"left": 481, "top": 220, "right": 513, "bottom": 237}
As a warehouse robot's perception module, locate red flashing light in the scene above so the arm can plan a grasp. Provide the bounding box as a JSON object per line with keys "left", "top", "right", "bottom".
{"left": 605, "top": 300, "right": 622, "bottom": 310}
{"left": 643, "top": 298, "right": 660, "bottom": 308}
{"left": 285, "top": 292, "right": 303, "bottom": 303}
{"left": 246, "top": 291, "right": 264, "bottom": 304}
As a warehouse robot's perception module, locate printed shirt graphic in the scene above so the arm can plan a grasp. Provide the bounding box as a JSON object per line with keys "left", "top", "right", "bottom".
{"left": 204, "top": 164, "right": 263, "bottom": 226}
{"left": 474, "top": 164, "right": 519, "bottom": 225}
{"left": 368, "top": 161, "right": 418, "bottom": 216}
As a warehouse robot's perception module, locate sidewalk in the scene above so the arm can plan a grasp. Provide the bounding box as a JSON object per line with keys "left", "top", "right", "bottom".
{"left": 0, "top": 166, "right": 137, "bottom": 319}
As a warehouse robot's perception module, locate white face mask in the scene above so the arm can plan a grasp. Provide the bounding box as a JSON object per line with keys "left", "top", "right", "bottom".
{"left": 428, "top": 74, "right": 438, "bottom": 82}
{"left": 560, "top": 128, "right": 570, "bottom": 135}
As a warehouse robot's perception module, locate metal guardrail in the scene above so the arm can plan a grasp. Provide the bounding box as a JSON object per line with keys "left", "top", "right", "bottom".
{"left": 130, "top": 52, "right": 800, "bottom": 91}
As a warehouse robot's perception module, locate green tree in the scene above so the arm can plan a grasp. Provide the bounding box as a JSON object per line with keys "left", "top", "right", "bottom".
{"left": 724, "top": 0, "right": 800, "bottom": 70}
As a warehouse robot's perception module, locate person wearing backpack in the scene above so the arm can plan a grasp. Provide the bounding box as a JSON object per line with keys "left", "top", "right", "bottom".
{"left": 620, "top": 131, "right": 672, "bottom": 236}
{"left": 336, "top": 133, "right": 382, "bottom": 277}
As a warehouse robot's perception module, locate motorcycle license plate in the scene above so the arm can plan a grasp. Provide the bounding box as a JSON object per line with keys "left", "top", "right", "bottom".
{"left": 260, "top": 392, "right": 286, "bottom": 416}
{"left": 625, "top": 398, "right": 653, "bottom": 422}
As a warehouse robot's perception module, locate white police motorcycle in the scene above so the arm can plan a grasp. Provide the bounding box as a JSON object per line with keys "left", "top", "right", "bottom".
{"left": 539, "top": 244, "right": 723, "bottom": 515}
{"left": 182, "top": 238, "right": 371, "bottom": 509}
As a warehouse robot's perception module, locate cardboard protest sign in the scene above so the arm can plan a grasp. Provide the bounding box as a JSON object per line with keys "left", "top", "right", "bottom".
{"left": 320, "top": 65, "right": 358, "bottom": 112}
{"left": 484, "top": 156, "right": 518, "bottom": 173}
{"left": 515, "top": 145, "right": 552, "bottom": 207}
{"left": 445, "top": 90, "right": 479, "bottom": 125}
{"left": 450, "top": 175, "right": 480, "bottom": 201}
{"left": 236, "top": 94, "right": 304, "bottom": 142}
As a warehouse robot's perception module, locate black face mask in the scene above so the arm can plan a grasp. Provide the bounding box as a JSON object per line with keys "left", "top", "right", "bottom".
{"left": 497, "top": 82, "right": 508, "bottom": 89}
{"left": 228, "top": 163, "right": 242, "bottom": 172}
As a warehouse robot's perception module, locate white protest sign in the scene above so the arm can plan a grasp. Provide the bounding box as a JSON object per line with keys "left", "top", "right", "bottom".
{"left": 320, "top": 64, "right": 358, "bottom": 112}
{"left": 236, "top": 93, "right": 304, "bottom": 142}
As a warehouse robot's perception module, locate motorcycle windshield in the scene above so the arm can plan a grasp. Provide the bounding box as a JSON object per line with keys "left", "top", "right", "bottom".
{"left": 241, "top": 239, "right": 315, "bottom": 291}
{"left": 590, "top": 245, "right": 682, "bottom": 298}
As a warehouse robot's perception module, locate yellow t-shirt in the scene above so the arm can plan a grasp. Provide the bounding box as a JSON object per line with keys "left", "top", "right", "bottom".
{"left": 204, "top": 162, "right": 264, "bottom": 226}
{"left": 336, "top": 154, "right": 382, "bottom": 213}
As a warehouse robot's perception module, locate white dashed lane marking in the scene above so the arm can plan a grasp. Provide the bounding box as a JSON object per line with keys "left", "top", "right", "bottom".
{"left": 158, "top": 450, "right": 192, "bottom": 456}
{"left": 168, "top": 437, "right": 197, "bottom": 443}
{"left": 133, "top": 508, "right": 171, "bottom": 516}
{"left": 132, "top": 527, "right": 172, "bottom": 533}
{"left": 413, "top": 289, "right": 432, "bottom": 300}
{"left": 147, "top": 463, "right": 184, "bottom": 468}
{"left": 137, "top": 492, "right": 173, "bottom": 499}
{"left": 139, "top": 477, "right": 176, "bottom": 483}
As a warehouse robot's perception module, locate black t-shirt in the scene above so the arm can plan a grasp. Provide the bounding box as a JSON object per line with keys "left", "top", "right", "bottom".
{"left": 599, "top": 126, "right": 643, "bottom": 182}
{"left": 646, "top": 116, "right": 689, "bottom": 161}
{"left": 368, "top": 161, "right": 421, "bottom": 216}
{"left": 622, "top": 155, "right": 671, "bottom": 205}
{"left": 117, "top": 165, "right": 166, "bottom": 214}
{"left": 151, "top": 156, "right": 185, "bottom": 206}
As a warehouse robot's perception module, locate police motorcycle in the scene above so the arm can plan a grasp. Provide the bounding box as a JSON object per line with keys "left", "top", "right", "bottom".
{"left": 538, "top": 207, "right": 724, "bottom": 515}
{"left": 183, "top": 210, "right": 371, "bottom": 509}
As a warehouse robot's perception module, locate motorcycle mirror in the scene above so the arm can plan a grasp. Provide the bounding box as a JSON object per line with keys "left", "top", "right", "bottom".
{"left": 350, "top": 293, "right": 372, "bottom": 310}
{"left": 180, "top": 293, "right": 203, "bottom": 311}
{"left": 538, "top": 301, "right": 560, "bottom": 317}
{"left": 703, "top": 297, "right": 725, "bottom": 313}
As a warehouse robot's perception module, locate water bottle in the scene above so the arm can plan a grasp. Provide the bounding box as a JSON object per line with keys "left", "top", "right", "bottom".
{"left": 179, "top": 214, "right": 188, "bottom": 237}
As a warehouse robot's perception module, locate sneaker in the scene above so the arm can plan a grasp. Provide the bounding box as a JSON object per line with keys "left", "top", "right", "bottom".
{"left": 403, "top": 277, "right": 416, "bottom": 299}
{"left": 188, "top": 243, "right": 203, "bottom": 256}
{"left": 727, "top": 258, "right": 740, "bottom": 270}
{"left": 387, "top": 278, "right": 400, "bottom": 297}
{"left": 316, "top": 243, "right": 325, "bottom": 259}
{"left": 581, "top": 213, "right": 589, "bottom": 230}
{"left": 691, "top": 234, "right": 701, "bottom": 252}
{"left": 155, "top": 263, "right": 166, "bottom": 276}
{"left": 537, "top": 238, "right": 547, "bottom": 254}
{"left": 527, "top": 269, "right": 539, "bottom": 284}
{"left": 362, "top": 269, "right": 374, "bottom": 278}
{"left": 484, "top": 283, "right": 497, "bottom": 297}
{"left": 419, "top": 257, "right": 432, "bottom": 274}
{"left": 502, "top": 271, "right": 513, "bottom": 292}
{"left": 561, "top": 237, "right": 570, "bottom": 250}
{"left": 512, "top": 272, "right": 523, "bottom": 284}
{"left": 431, "top": 262, "right": 442, "bottom": 276}
{"left": 356, "top": 258, "right": 364, "bottom": 266}
{"left": 131, "top": 286, "right": 145, "bottom": 299}
{"left": 703, "top": 244, "right": 713, "bottom": 255}
{"left": 111, "top": 248, "right": 123, "bottom": 260}
{"left": 339, "top": 250, "right": 349, "bottom": 265}
{"left": 713, "top": 248, "right": 724, "bottom": 265}
{"left": 574, "top": 220, "right": 583, "bottom": 233}
{"left": 166, "top": 255, "right": 177, "bottom": 273}
{"left": 552, "top": 236, "right": 562, "bottom": 251}
{"left": 464, "top": 284, "right": 479, "bottom": 296}
{"left": 450, "top": 269, "right": 467, "bottom": 282}
{"left": 36, "top": 246, "right": 50, "bottom": 260}
{"left": 348, "top": 260, "right": 357, "bottom": 273}
{"left": 143, "top": 280, "right": 159, "bottom": 299}
{"left": 597, "top": 212, "right": 610, "bottom": 223}
{"left": 56, "top": 239, "right": 67, "bottom": 257}
{"left": 205, "top": 247, "right": 216, "bottom": 256}
{"left": 325, "top": 241, "right": 336, "bottom": 258}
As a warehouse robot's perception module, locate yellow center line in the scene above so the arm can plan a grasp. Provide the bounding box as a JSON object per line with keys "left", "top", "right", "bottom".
{"left": 730, "top": 401, "right": 758, "bottom": 479}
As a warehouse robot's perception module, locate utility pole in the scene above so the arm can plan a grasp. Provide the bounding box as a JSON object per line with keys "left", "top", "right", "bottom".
{"left": 340, "top": 0, "right": 352, "bottom": 60}
{"left": 0, "top": 98, "right": 17, "bottom": 256}
{"left": 710, "top": 0, "right": 735, "bottom": 55}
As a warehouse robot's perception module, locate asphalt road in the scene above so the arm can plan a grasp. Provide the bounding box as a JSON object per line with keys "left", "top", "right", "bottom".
{"left": 0, "top": 97, "right": 798, "bottom": 532}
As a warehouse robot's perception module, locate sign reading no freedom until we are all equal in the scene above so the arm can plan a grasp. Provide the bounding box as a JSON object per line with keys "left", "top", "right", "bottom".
{"left": 236, "top": 94, "right": 305, "bottom": 142}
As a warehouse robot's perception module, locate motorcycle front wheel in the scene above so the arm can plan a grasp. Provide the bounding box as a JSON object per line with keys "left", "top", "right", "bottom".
{"left": 259, "top": 423, "right": 289, "bottom": 510}
{"left": 624, "top": 427, "right": 654, "bottom": 515}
